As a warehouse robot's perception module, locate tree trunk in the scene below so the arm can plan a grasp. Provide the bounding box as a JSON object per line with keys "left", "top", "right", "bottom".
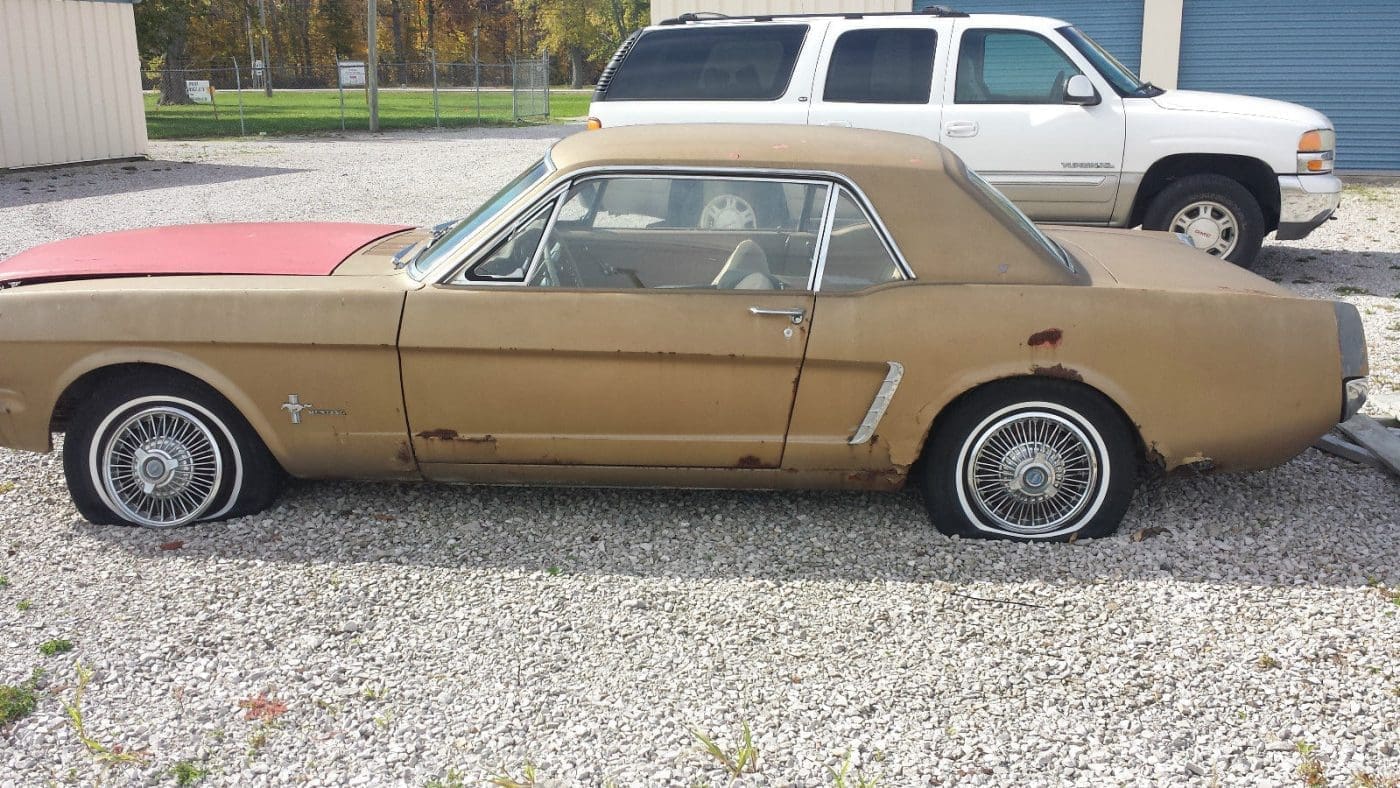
{"left": 158, "top": 40, "right": 192, "bottom": 105}
{"left": 390, "top": 0, "right": 407, "bottom": 85}
{"left": 569, "top": 47, "right": 585, "bottom": 90}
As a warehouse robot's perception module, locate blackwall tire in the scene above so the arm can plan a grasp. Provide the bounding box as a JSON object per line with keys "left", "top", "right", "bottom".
{"left": 921, "top": 379, "right": 1137, "bottom": 541}
{"left": 1142, "top": 174, "right": 1266, "bottom": 268}
{"left": 62, "top": 374, "right": 283, "bottom": 527}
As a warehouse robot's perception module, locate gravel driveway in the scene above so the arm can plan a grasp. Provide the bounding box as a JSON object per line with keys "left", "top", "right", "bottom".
{"left": 0, "top": 126, "right": 1396, "bottom": 787}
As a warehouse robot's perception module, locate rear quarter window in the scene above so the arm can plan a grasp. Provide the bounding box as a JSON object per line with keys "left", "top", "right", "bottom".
{"left": 823, "top": 28, "right": 936, "bottom": 104}
{"left": 601, "top": 25, "right": 808, "bottom": 101}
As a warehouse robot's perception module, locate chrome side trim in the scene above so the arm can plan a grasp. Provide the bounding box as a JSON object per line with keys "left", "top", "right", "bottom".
{"left": 807, "top": 182, "right": 840, "bottom": 291}
{"left": 849, "top": 361, "right": 903, "bottom": 445}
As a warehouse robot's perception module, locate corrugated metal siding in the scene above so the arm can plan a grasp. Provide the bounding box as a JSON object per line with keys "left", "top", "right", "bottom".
{"left": 915, "top": 0, "right": 1143, "bottom": 72}
{"left": 0, "top": 0, "right": 148, "bottom": 169}
{"left": 1179, "top": 0, "right": 1400, "bottom": 172}
{"left": 651, "top": 0, "right": 910, "bottom": 25}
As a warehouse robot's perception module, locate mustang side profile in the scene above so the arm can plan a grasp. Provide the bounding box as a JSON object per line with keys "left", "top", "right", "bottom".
{"left": 0, "top": 126, "right": 1368, "bottom": 540}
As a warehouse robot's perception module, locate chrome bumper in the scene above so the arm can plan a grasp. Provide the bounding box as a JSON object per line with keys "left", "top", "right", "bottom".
{"left": 1275, "top": 174, "right": 1343, "bottom": 241}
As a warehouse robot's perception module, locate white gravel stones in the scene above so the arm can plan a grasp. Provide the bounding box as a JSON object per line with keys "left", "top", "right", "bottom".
{"left": 0, "top": 127, "right": 1397, "bottom": 786}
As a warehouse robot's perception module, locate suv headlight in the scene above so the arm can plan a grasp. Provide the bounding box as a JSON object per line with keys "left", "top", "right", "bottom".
{"left": 1298, "top": 129, "right": 1336, "bottom": 174}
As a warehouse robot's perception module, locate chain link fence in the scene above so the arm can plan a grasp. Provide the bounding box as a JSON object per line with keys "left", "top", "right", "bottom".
{"left": 142, "top": 57, "right": 556, "bottom": 139}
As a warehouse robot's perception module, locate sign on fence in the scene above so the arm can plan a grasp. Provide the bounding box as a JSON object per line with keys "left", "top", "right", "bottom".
{"left": 185, "top": 80, "right": 213, "bottom": 104}
{"left": 338, "top": 61, "right": 366, "bottom": 88}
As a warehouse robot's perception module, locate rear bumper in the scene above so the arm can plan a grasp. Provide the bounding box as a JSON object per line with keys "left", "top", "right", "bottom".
{"left": 1275, "top": 174, "right": 1343, "bottom": 241}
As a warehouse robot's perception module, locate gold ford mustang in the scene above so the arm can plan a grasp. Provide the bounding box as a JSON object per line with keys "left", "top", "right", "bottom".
{"left": 0, "top": 126, "right": 1369, "bottom": 540}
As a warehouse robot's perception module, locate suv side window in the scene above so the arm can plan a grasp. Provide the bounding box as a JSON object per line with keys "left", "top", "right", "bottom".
{"left": 955, "top": 29, "right": 1083, "bottom": 104}
{"left": 602, "top": 25, "right": 808, "bottom": 101}
{"left": 823, "top": 28, "right": 936, "bottom": 104}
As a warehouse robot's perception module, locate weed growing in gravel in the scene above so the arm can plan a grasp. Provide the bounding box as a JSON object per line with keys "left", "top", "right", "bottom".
{"left": 1296, "top": 741, "right": 1326, "bottom": 787}
{"left": 1335, "top": 286, "right": 1371, "bottom": 296}
{"left": 65, "top": 664, "right": 149, "bottom": 764}
{"left": 829, "top": 752, "right": 880, "bottom": 787}
{"left": 425, "top": 768, "right": 467, "bottom": 788}
{"left": 237, "top": 692, "right": 288, "bottom": 721}
{"left": 1256, "top": 654, "right": 1281, "bottom": 670}
{"left": 0, "top": 575, "right": 9, "bottom": 588}
{"left": 488, "top": 761, "right": 541, "bottom": 787}
{"left": 0, "top": 669, "right": 43, "bottom": 725}
{"left": 0, "top": 481, "right": 14, "bottom": 494}
{"left": 1353, "top": 771, "right": 1400, "bottom": 788}
{"left": 692, "top": 721, "right": 760, "bottom": 779}
{"left": 17, "top": 598, "right": 32, "bottom": 611}
{"left": 170, "top": 759, "right": 209, "bottom": 785}
{"left": 39, "top": 638, "right": 74, "bottom": 656}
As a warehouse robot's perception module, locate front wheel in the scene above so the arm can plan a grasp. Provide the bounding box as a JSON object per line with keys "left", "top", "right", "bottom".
{"left": 921, "top": 379, "right": 1138, "bottom": 541}
{"left": 1142, "top": 174, "right": 1266, "bottom": 267}
{"left": 63, "top": 375, "right": 283, "bottom": 527}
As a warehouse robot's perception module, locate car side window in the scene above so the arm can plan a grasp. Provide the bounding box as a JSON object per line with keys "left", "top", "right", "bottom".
{"left": 819, "top": 189, "right": 904, "bottom": 292}
{"left": 601, "top": 25, "right": 809, "bottom": 101}
{"left": 527, "top": 176, "right": 830, "bottom": 290}
{"left": 955, "top": 29, "right": 1083, "bottom": 104}
{"left": 458, "top": 200, "right": 555, "bottom": 283}
{"left": 823, "top": 28, "right": 936, "bottom": 104}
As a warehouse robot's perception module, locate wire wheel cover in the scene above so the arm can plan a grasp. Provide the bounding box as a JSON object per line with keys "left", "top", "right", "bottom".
{"left": 963, "top": 409, "right": 1101, "bottom": 535}
{"left": 101, "top": 406, "right": 223, "bottom": 527}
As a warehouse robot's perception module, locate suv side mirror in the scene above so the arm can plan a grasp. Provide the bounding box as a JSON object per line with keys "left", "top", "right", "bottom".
{"left": 1065, "top": 74, "right": 1100, "bottom": 106}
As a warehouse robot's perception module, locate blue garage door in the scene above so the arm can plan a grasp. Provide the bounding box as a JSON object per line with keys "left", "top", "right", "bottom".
{"left": 914, "top": 0, "right": 1143, "bottom": 72}
{"left": 1179, "top": 0, "right": 1400, "bottom": 171}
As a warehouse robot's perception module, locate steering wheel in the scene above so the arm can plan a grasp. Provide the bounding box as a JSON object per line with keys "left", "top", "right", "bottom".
{"left": 1051, "top": 70, "right": 1068, "bottom": 102}
{"left": 700, "top": 194, "right": 758, "bottom": 230}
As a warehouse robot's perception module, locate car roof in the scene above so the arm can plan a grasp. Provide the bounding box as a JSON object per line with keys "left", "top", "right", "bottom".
{"left": 549, "top": 124, "right": 954, "bottom": 177}
{"left": 546, "top": 125, "right": 1077, "bottom": 287}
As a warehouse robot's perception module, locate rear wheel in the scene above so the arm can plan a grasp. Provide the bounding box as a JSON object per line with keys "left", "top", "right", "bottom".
{"left": 921, "top": 379, "right": 1137, "bottom": 541}
{"left": 63, "top": 374, "right": 283, "bottom": 527}
{"left": 1142, "top": 174, "right": 1265, "bottom": 267}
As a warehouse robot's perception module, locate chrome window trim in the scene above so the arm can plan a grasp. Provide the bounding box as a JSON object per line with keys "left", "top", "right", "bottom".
{"left": 807, "top": 184, "right": 841, "bottom": 291}
{"left": 439, "top": 185, "right": 571, "bottom": 286}
{"left": 522, "top": 195, "right": 569, "bottom": 285}
{"left": 429, "top": 165, "right": 916, "bottom": 288}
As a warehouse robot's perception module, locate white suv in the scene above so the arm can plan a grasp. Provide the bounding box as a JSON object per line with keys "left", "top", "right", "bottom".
{"left": 587, "top": 8, "right": 1343, "bottom": 266}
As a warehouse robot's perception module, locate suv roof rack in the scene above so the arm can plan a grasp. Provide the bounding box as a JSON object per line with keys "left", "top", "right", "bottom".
{"left": 658, "top": 7, "right": 968, "bottom": 25}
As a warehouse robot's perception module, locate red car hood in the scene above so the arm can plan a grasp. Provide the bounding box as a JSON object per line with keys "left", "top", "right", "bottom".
{"left": 0, "top": 222, "right": 412, "bottom": 284}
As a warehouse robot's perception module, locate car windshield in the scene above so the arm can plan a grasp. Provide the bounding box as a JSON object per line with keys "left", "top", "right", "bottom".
{"left": 964, "top": 169, "right": 1074, "bottom": 272}
{"left": 408, "top": 157, "right": 553, "bottom": 278}
{"left": 1058, "top": 26, "right": 1160, "bottom": 97}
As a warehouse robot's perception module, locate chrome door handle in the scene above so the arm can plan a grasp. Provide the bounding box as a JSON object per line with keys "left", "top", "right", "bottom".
{"left": 943, "top": 120, "right": 979, "bottom": 138}
{"left": 750, "top": 306, "right": 805, "bottom": 324}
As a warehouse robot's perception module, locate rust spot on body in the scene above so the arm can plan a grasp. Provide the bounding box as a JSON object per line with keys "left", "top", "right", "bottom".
{"left": 736, "top": 455, "right": 764, "bottom": 468}
{"left": 1028, "top": 328, "right": 1063, "bottom": 348}
{"left": 845, "top": 468, "right": 905, "bottom": 490}
{"left": 1031, "top": 364, "right": 1083, "bottom": 382}
{"left": 395, "top": 441, "right": 413, "bottom": 464}
{"left": 416, "top": 428, "right": 460, "bottom": 441}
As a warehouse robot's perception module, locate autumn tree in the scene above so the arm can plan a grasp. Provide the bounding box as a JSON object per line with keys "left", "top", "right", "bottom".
{"left": 136, "top": 0, "right": 213, "bottom": 104}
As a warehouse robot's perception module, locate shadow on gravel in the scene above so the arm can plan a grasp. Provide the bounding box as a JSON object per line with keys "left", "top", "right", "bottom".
{"left": 0, "top": 159, "right": 305, "bottom": 208}
{"left": 1257, "top": 245, "right": 1400, "bottom": 290}
{"left": 79, "top": 450, "right": 1397, "bottom": 590}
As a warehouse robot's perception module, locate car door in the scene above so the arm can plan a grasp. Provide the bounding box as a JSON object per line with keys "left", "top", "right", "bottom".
{"left": 805, "top": 18, "right": 951, "bottom": 139}
{"left": 398, "top": 172, "right": 831, "bottom": 470}
{"left": 939, "top": 23, "right": 1126, "bottom": 223}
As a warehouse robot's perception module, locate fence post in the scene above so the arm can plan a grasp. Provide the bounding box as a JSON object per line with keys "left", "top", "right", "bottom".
{"left": 430, "top": 50, "right": 440, "bottom": 128}
{"left": 233, "top": 58, "right": 246, "bottom": 136}
{"left": 337, "top": 60, "right": 346, "bottom": 131}
{"left": 473, "top": 26, "right": 481, "bottom": 125}
{"left": 511, "top": 58, "right": 518, "bottom": 122}
{"left": 542, "top": 49, "right": 550, "bottom": 119}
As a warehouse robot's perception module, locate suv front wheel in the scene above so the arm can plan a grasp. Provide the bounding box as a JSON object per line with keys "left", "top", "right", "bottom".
{"left": 1142, "top": 174, "right": 1265, "bottom": 267}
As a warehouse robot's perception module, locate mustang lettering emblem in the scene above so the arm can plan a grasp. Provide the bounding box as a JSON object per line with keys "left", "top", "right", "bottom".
{"left": 280, "top": 394, "right": 347, "bottom": 424}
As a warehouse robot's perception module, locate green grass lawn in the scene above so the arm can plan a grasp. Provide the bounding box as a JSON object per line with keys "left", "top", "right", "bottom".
{"left": 144, "top": 89, "right": 591, "bottom": 139}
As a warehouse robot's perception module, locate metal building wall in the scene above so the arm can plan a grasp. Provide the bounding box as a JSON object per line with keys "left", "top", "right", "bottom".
{"left": 914, "top": 0, "right": 1144, "bottom": 72}
{"left": 0, "top": 0, "right": 148, "bottom": 169}
{"left": 1177, "top": 0, "right": 1400, "bottom": 172}
{"left": 651, "top": 0, "right": 912, "bottom": 25}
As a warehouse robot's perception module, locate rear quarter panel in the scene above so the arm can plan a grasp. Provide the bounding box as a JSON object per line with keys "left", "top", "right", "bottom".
{"left": 786, "top": 281, "right": 1341, "bottom": 478}
{"left": 0, "top": 276, "right": 417, "bottom": 479}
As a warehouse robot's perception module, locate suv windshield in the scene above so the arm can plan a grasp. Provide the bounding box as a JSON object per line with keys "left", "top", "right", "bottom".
{"left": 1058, "top": 26, "right": 1161, "bottom": 97}
{"left": 409, "top": 157, "right": 552, "bottom": 278}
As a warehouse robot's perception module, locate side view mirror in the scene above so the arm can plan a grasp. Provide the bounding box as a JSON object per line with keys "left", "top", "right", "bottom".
{"left": 1065, "top": 74, "right": 1100, "bottom": 106}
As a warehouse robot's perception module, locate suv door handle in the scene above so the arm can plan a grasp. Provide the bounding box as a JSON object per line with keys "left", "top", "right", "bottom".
{"left": 750, "top": 306, "right": 805, "bottom": 324}
{"left": 943, "top": 120, "right": 979, "bottom": 138}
